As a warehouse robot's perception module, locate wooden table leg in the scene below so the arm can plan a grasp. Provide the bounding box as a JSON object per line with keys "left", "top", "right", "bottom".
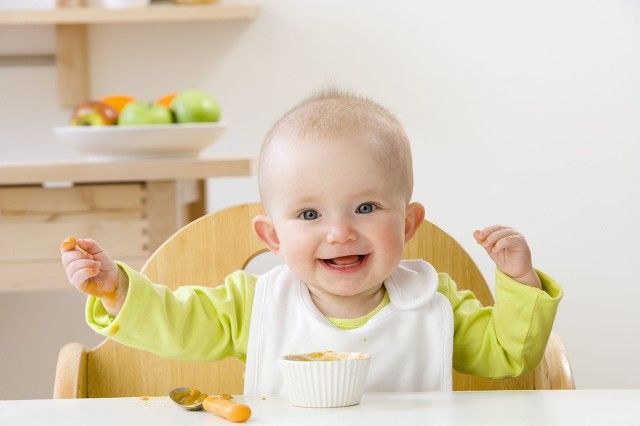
{"left": 145, "top": 179, "right": 206, "bottom": 252}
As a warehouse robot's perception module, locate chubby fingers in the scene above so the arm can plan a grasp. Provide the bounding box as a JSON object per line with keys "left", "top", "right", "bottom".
{"left": 61, "top": 243, "right": 93, "bottom": 268}
{"left": 61, "top": 237, "right": 100, "bottom": 290}
{"left": 62, "top": 247, "right": 101, "bottom": 285}
{"left": 75, "top": 238, "right": 106, "bottom": 256}
{"left": 66, "top": 256, "right": 113, "bottom": 299}
{"left": 474, "top": 226, "right": 520, "bottom": 253}
{"left": 60, "top": 236, "right": 106, "bottom": 254}
{"left": 67, "top": 258, "right": 101, "bottom": 284}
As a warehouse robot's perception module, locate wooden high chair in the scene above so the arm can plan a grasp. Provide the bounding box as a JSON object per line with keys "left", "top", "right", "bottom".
{"left": 54, "top": 203, "right": 574, "bottom": 398}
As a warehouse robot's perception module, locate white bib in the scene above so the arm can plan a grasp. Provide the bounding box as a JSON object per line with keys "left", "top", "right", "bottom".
{"left": 244, "top": 259, "right": 453, "bottom": 395}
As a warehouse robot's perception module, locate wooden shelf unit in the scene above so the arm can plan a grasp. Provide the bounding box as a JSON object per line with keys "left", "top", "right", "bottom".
{"left": 0, "top": 157, "right": 254, "bottom": 292}
{"left": 0, "top": 2, "right": 259, "bottom": 106}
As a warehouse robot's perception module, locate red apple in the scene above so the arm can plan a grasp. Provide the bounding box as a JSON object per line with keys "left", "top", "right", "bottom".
{"left": 70, "top": 101, "right": 118, "bottom": 126}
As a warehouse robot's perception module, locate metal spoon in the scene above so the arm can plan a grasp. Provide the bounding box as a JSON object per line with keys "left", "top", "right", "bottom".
{"left": 169, "top": 386, "right": 208, "bottom": 411}
{"left": 170, "top": 387, "right": 251, "bottom": 422}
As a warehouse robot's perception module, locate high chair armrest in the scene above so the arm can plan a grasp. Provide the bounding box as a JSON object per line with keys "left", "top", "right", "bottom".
{"left": 534, "top": 332, "right": 575, "bottom": 390}
{"left": 53, "top": 342, "right": 88, "bottom": 398}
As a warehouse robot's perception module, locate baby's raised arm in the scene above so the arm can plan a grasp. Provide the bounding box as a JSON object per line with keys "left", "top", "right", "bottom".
{"left": 473, "top": 225, "right": 542, "bottom": 289}
{"left": 60, "top": 237, "right": 128, "bottom": 316}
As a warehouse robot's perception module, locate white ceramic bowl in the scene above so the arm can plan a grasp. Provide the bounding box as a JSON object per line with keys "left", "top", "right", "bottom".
{"left": 54, "top": 123, "right": 226, "bottom": 161}
{"left": 279, "top": 351, "right": 371, "bottom": 408}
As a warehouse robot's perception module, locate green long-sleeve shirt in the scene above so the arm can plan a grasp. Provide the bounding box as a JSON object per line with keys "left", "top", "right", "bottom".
{"left": 87, "top": 264, "right": 562, "bottom": 379}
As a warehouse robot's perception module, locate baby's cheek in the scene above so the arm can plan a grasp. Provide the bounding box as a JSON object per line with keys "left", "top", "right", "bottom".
{"left": 283, "top": 256, "right": 315, "bottom": 286}
{"left": 378, "top": 219, "right": 407, "bottom": 247}
{"left": 279, "top": 242, "right": 314, "bottom": 275}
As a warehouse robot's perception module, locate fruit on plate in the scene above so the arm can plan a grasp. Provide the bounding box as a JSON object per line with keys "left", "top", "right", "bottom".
{"left": 118, "top": 101, "right": 173, "bottom": 126}
{"left": 101, "top": 94, "right": 136, "bottom": 114}
{"left": 171, "top": 90, "right": 221, "bottom": 123}
{"left": 155, "top": 92, "right": 177, "bottom": 109}
{"left": 69, "top": 101, "right": 118, "bottom": 126}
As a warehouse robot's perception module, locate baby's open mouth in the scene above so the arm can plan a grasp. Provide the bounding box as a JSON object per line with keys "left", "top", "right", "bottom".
{"left": 320, "top": 254, "right": 368, "bottom": 270}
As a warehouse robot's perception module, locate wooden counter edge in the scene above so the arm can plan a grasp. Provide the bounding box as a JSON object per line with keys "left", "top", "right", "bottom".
{"left": 0, "top": 157, "right": 254, "bottom": 185}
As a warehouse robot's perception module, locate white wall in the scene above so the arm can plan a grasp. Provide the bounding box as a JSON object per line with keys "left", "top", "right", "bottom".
{"left": 1, "top": 0, "right": 639, "bottom": 398}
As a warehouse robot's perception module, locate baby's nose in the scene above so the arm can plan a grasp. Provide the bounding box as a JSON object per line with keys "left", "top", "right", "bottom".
{"left": 326, "top": 222, "right": 358, "bottom": 244}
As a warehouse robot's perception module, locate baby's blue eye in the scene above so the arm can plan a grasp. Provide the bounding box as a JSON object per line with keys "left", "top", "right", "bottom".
{"left": 299, "top": 210, "right": 319, "bottom": 220}
{"left": 356, "top": 203, "right": 376, "bottom": 214}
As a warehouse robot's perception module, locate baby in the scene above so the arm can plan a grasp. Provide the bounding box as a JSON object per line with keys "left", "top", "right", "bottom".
{"left": 61, "top": 88, "right": 562, "bottom": 394}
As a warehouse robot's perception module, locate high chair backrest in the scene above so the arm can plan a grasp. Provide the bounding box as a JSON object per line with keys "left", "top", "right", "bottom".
{"left": 54, "top": 203, "right": 574, "bottom": 398}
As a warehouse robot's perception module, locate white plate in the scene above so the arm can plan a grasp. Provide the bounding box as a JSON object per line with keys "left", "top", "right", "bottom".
{"left": 54, "top": 123, "right": 226, "bottom": 161}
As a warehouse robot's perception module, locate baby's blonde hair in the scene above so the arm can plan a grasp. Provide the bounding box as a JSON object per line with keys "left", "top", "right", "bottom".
{"left": 259, "top": 88, "right": 414, "bottom": 203}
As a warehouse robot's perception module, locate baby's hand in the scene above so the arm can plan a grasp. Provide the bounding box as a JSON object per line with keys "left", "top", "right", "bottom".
{"left": 60, "top": 236, "right": 127, "bottom": 315}
{"left": 473, "top": 226, "right": 541, "bottom": 288}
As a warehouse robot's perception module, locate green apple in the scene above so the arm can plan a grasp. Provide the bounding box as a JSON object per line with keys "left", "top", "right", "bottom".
{"left": 170, "top": 90, "right": 221, "bottom": 123}
{"left": 70, "top": 101, "right": 118, "bottom": 126}
{"left": 118, "top": 102, "right": 173, "bottom": 126}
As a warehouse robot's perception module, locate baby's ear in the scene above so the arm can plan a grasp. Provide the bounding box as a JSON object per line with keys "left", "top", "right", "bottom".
{"left": 404, "top": 202, "right": 425, "bottom": 242}
{"left": 252, "top": 215, "right": 280, "bottom": 253}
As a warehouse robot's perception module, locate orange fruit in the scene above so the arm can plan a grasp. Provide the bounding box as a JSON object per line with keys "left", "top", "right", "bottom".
{"left": 100, "top": 94, "right": 135, "bottom": 114}
{"left": 155, "top": 92, "right": 177, "bottom": 109}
